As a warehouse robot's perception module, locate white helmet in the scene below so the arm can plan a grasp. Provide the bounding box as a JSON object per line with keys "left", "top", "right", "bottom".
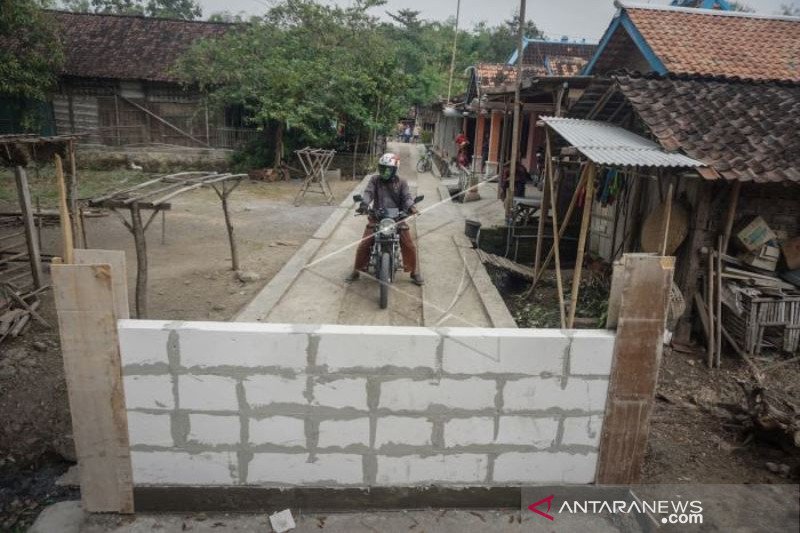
{"left": 378, "top": 152, "right": 400, "bottom": 180}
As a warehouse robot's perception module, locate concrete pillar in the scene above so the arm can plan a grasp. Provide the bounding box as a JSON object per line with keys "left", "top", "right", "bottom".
{"left": 525, "top": 112, "right": 537, "bottom": 172}
{"left": 487, "top": 111, "right": 503, "bottom": 176}
{"left": 473, "top": 114, "right": 486, "bottom": 173}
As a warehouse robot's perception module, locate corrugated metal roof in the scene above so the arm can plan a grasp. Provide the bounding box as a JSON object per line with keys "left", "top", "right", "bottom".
{"left": 540, "top": 116, "right": 705, "bottom": 168}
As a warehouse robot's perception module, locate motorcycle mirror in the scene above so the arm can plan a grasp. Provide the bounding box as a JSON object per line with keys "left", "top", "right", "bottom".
{"left": 353, "top": 194, "right": 363, "bottom": 203}
{"left": 413, "top": 195, "right": 424, "bottom": 204}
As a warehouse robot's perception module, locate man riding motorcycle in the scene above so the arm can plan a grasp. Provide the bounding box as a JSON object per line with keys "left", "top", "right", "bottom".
{"left": 347, "top": 153, "right": 424, "bottom": 286}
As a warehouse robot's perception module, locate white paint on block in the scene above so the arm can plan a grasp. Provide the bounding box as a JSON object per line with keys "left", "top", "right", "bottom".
{"left": 444, "top": 417, "right": 495, "bottom": 447}
{"left": 179, "top": 375, "right": 239, "bottom": 411}
{"left": 131, "top": 451, "right": 238, "bottom": 485}
{"left": 375, "top": 417, "right": 433, "bottom": 447}
{"left": 441, "top": 328, "right": 566, "bottom": 375}
{"left": 248, "top": 453, "right": 363, "bottom": 485}
{"left": 269, "top": 509, "right": 296, "bottom": 533}
{"left": 179, "top": 322, "right": 308, "bottom": 370}
{"left": 376, "top": 454, "right": 488, "bottom": 484}
{"left": 127, "top": 412, "right": 173, "bottom": 447}
{"left": 379, "top": 378, "right": 496, "bottom": 411}
{"left": 496, "top": 416, "right": 559, "bottom": 447}
{"left": 249, "top": 416, "right": 306, "bottom": 447}
{"left": 124, "top": 375, "right": 174, "bottom": 410}
{"left": 244, "top": 375, "right": 307, "bottom": 407}
{"left": 187, "top": 414, "right": 240, "bottom": 446}
{"left": 118, "top": 320, "right": 170, "bottom": 366}
{"left": 312, "top": 378, "right": 368, "bottom": 410}
{"left": 317, "top": 418, "right": 370, "bottom": 448}
{"left": 562, "top": 415, "right": 603, "bottom": 447}
{"left": 568, "top": 330, "right": 615, "bottom": 376}
{"left": 315, "top": 325, "right": 439, "bottom": 370}
{"left": 493, "top": 451, "right": 598, "bottom": 483}
{"left": 503, "top": 378, "right": 609, "bottom": 412}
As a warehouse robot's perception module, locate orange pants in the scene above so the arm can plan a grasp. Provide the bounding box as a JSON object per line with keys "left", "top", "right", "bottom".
{"left": 354, "top": 222, "right": 418, "bottom": 274}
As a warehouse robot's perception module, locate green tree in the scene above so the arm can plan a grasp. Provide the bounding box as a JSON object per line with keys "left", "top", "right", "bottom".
{"left": 781, "top": 3, "right": 800, "bottom": 16}
{"left": 177, "top": 0, "right": 408, "bottom": 166}
{"left": 60, "top": 0, "right": 202, "bottom": 19}
{"left": 0, "top": 0, "right": 64, "bottom": 101}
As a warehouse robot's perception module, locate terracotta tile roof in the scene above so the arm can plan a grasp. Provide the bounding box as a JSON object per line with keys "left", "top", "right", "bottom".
{"left": 615, "top": 75, "right": 800, "bottom": 182}
{"left": 475, "top": 63, "right": 547, "bottom": 88}
{"left": 625, "top": 5, "right": 800, "bottom": 81}
{"left": 50, "top": 11, "right": 234, "bottom": 82}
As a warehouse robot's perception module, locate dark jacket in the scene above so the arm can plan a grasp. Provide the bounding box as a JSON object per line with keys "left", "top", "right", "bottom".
{"left": 361, "top": 174, "right": 414, "bottom": 211}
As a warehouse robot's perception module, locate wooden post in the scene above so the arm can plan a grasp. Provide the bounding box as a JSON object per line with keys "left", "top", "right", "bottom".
{"left": 546, "top": 138, "right": 566, "bottom": 329}
{"left": 68, "top": 140, "right": 84, "bottom": 249}
{"left": 487, "top": 110, "right": 502, "bottom": 169}
{"left": 716, "top": 235, "right": 723, "bottom": 367}
{"left": 532, "top": 149, "right": 551, "bottom": 278}
{"left": 596, "top": 254, "right": 674, "bottom": 484}
{"left": 506, "top": 0, "right": 527, "bottom": 218}
{"left": 129, "top": 204, "right": 147, "bottom": 318}
{"left": 707, "top": 248, "right": 716, "bottom": 368}
{"left": 567, "top": 162, "right": 596, "bottom": 328}
{"left": 13, "top": 166, "right": 44, "bottom": 288}
{"left": 722, "top": 180, "right": 741, "bottom": 253}
{"left": 54, "top": 155, "right": 74, "bottom": 264}
{"left": 213, "top": 181, "right": 242, "bottom": 272}
{"left": 51, "top": 261, "right": 133, "bottom": 513}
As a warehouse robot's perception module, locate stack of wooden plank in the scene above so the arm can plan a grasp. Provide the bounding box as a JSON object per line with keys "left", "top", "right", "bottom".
{"left": 0, "top": 284, "right": 48, "bottom": 345}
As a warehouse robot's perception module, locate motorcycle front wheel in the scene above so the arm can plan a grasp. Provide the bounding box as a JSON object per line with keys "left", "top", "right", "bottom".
{"left": 379, "top": 251, "right": 390, "bottom": 309}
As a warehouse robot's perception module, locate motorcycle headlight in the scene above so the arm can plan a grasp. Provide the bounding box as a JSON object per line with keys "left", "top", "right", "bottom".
{"left": 378, "top": 218, "right": 395, "bottom": 235}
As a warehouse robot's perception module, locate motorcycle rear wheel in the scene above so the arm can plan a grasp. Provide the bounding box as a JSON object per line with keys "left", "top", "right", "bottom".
{"left": 379, "top": 252, "right": 390, "bottom": 309}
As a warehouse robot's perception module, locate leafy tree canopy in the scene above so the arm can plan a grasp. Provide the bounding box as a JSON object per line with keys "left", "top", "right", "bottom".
{"left": 59, "top": 0, "right": 202, "bottom": 20}
{"left": 0, "top": 0, "right": 64, "bottom": 101}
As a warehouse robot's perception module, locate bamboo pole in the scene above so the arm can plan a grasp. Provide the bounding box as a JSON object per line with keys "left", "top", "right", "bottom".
{"left": 722, "top": 180, "right": 741, "bottom": 253}
{"left": 716, "top": 235, "right": 723, "bottom": 367}
{"left": 567, "top": 162, "right": 596, "bottom": 328}
{"left": 545, "top": 136, "right": 566, "bottom": 329}
{"left": 506, "top": 0, "right": 527, "bottom": 219}
{"left": 54, "top": 154, "right": 74, "bottom": 264}
{"left": 707, "top": 248, "right": 715, "bottom": 368}
{"left": 660, "top": 180, "right": 674, "bottom": 255}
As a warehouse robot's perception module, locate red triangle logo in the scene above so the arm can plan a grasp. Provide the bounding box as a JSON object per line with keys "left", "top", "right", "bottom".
{"left": 528, "top": 494, "right": 555, "bottom": 521}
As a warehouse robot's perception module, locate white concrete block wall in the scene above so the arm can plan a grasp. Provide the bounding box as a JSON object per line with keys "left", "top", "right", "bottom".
{"left": 119, "top": 320, "right": 615, "bottom": 487}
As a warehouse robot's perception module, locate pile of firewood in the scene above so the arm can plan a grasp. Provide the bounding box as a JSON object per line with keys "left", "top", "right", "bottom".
{"left": 739, "top": 381, "right": 800, "bottom": 452}
{"left": 0, "top": 283, "right": 49, "bottom": 345}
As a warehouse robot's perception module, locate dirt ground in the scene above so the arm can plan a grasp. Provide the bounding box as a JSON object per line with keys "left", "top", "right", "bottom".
{"left": 0, "top": 175, "right": 358, "bottom": 531}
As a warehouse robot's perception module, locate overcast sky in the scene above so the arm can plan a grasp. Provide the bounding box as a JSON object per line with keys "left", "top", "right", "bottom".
{"left": 196, "top": 0, "right": 793, "bottom": 40}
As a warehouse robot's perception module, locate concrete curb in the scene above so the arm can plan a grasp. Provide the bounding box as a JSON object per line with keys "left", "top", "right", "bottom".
{"left": 235, "top": 175, "right": 371, "bottom": 322}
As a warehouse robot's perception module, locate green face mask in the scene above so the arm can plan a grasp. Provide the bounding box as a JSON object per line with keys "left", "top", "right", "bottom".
{"left": 379, "top": 165, "right": 396, "bottom": 181}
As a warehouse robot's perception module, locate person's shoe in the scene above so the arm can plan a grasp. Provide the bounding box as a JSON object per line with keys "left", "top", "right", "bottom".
{"left": 411, "top": 273, "right": 425, "bottom": 286}
{"left": 345, "top": 271, "right": 360, "bottom": 282}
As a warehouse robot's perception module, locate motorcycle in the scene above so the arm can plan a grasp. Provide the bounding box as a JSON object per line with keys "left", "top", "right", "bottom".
{"left": 352, "top": 193, "right": 424, "bottom": 309}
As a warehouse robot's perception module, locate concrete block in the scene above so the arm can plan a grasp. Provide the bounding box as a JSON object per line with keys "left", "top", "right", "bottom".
{"left": 131, "top": 451, "right": 238, "bottom": 485}
{"left": 187, "top": 414, "right": 241, "bottom": 446}
{"left": 118, "top": 321, "right": 170, "bottom": 367}
{"left": 244, "top": 375, "right": 307, "bottom": 407}
{"left": 561, "top": 415, "right": 603, "bottom": 447}
{"left": 315, "top": 325, "right": 438, "bottom": 371}
{"left": 568, "top": 331, "right": 615, "bottom": 376}
{"left": 442, "top": 328, "right": 566, "bottom": 375}
{"left": 249, "top": 416, "right": 306, "bottom": 447}
{"left": 444, "top": 417, "right": 495, "bottom": 447}
{"left": 493, "top": 451, "right": 598, "bottom": 484}
{"left": 503, "top": 378, "right": 609, "bottom": 412}
{"left": 179, "top": 323, "right": 308, "bottom": 370}
{"left": 248, "top": 453, "right": 363, "bottom": 485}
{"left": 317, "top": 418, "right": 370, "bottom": 448}
{"left": 124, "top": 375, "right": 173, "bottom": 410}
{"left": 127, "top": 412, "right": 173, "bottom": 447}
{"left": 375, "top": 417, "right": 433, "bottom": 447}
{"left": 496, "top": 416, "right": 559, "bottom": 447}
{"left": 376, "top": 454, "right": 488, "bottom": 484}
{"left": 379, "top": 378, "right": 496, "bottom": 411}
{"left": 179, "top": 375, "right": 239, "bottom": 411}
{"left": 312, "top": 378, "right": 368, "bottom": 410}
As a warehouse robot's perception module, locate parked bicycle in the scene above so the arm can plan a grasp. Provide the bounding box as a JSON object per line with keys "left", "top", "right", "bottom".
{"left": 416, "top": 146, "right": 451, "bottom": 177}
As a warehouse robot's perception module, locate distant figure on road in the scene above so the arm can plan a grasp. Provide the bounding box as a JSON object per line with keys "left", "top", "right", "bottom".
{"left": 347, "top": 153, "right": 424, "bottom": 286}
{"left": 403, "top": 125, "right": 412, "bottom": 143}
{"left": 413, "top": 124, "right": 421, "bottom": 143}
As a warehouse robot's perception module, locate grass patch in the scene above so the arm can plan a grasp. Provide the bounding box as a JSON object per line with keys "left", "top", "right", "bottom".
{"left": 0, "top": 167, "right": 154, "bottom": 209}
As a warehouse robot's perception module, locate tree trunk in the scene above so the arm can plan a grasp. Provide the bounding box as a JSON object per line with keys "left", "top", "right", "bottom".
{"left": 274, "top": 122, "right": 284, "bottom": 168}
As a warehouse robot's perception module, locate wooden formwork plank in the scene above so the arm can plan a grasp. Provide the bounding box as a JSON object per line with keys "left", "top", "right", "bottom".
{"left": 596, "top": 254, "right": 674, "bottom": 484}
{"left": 74, "top": 249, "right": 130, "bottom": 320}
{"left": 51, "top": 263, "right": 133, "bottom": 513}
